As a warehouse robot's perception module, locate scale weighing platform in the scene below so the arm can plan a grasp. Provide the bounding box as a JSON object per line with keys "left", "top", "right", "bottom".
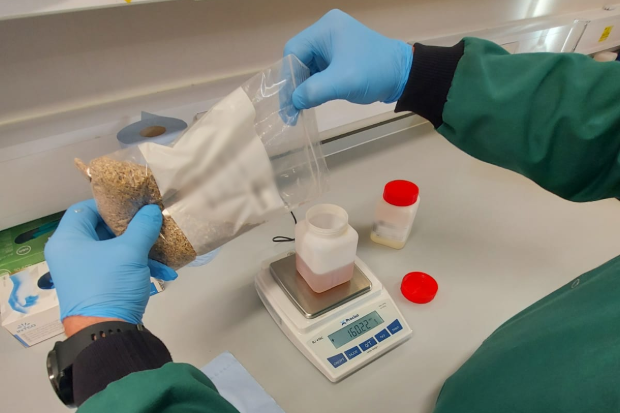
{"left": 255, "top": 252, "right": 412, "bottom": 382}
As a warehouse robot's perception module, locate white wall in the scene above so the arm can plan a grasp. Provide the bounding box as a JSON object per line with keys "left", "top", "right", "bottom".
{"left": 0, "top": 0, "right": 607, "bottom": 229}
{"left": 0, "top": 0, "right": 604, "bottom": 127}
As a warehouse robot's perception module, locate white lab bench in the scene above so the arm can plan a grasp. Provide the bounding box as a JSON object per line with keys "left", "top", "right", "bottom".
{"left": 2, "top": 122, "right": 620, "bottom": 413}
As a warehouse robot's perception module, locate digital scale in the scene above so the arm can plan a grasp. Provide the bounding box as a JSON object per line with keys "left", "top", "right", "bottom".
{"left": 255, "top": 252, "right": 412, "bottom": 382}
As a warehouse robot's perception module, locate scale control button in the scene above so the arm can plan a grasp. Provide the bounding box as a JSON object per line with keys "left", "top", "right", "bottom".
{"left": 387, "top": 319, "right": 403, "bottom": 335}
{"left": 375, "top": 329, "right": 391, "bottom": 342}
{"left": 345, "top": 346, "right": 362, "bottom": 360}
{"left": 360, "top": 337, "right": 377, "bottom": 351}
{"left": 327, "top": 353, "right": 347, "bottom": 368}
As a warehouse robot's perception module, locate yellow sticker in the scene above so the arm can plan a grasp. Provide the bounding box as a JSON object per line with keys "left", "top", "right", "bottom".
{"left": 599, "top": 26, "right": 613, "bottom": 42}
{"left": 125, "top": 0, "right": 131, "bottom": 3}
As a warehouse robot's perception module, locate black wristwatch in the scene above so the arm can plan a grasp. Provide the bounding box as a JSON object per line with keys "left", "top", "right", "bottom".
{"left": 46, "top": 321, "right": 146, "bottom": 407}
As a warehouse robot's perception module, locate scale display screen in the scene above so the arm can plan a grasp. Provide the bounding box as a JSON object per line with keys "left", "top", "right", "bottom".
{"left": 328, "top": 311, "right": 384, "bottom": 348}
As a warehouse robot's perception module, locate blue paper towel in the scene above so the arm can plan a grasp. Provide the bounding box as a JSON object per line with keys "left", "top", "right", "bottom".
{"left": 186, "top": 247, "right": 220, "bottom": 267}
{"left": 202, "top": 352, "right": 285, "bottom": 413}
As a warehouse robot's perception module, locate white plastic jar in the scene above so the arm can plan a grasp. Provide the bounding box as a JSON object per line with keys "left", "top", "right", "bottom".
{"left": 295, "top": 204, "right": 359, "bottom": 293}
{"left": 370, "top": 180, "right": 419, "bottom": 249}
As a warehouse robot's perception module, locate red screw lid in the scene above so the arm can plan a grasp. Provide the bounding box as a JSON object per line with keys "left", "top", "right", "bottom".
{"left": 401, "top": 272, "right": 438, "bottom": 304}
{"left": 383, "top": 180, "right": 419, "bottom": 207}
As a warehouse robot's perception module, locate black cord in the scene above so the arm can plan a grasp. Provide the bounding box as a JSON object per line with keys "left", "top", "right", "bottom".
{"left": 272, "top": 211, "right": 297, "bottom": 243}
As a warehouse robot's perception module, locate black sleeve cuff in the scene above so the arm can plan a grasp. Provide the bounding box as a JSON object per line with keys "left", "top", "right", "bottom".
{"left": 72, "top": 330, "right": 172, "bottom": 406}
{"left": 395, "top": 41, "right": 465, "bottom": 128}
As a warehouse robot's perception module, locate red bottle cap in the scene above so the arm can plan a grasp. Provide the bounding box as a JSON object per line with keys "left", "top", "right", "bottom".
{"left": 401, "top": 272, "right": 438, "bottom": 304}
{"left": 383, "top": 180, "right": 419, "bottom": 207}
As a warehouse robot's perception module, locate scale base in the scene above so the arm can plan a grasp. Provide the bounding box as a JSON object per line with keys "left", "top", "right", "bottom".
{"left": 256, "top": 252, "right": 413, "bottom": 383}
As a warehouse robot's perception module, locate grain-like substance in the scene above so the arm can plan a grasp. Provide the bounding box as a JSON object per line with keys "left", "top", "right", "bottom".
{"left": 75, "top": 157, "right": 197, "bottom": 269}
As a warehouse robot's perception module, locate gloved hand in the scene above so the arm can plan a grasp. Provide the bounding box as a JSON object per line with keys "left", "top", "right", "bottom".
{"left": 45, "top": 200, "right": 177, "bottom": 324}
{"left": 284, "top": 9, "right": 413, "bottom": 110}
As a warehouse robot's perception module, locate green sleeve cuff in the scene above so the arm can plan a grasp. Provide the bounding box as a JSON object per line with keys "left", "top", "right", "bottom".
{"left": 79, "top": 363, "right": 240, "bottom": 413}
{"left": 396, "top": 41, "right": 465, "bottom": 127}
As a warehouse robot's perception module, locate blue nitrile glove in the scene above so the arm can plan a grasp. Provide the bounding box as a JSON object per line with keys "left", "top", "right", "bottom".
{"left": 284, "top": 9, "right": 413, "bottom": 110}
{"left": 44, "top": 200, "right": 178, "bottom": 324}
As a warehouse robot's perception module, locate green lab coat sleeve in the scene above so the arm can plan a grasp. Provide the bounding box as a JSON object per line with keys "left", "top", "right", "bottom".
{"left": 77, "top": 362, "right": 240, "bottom": 413}
{"left": 433, "top": 255, "right": 620, "bottom": 413}
{"left": 438, "top": 38, "right": 620, "bottom": 202}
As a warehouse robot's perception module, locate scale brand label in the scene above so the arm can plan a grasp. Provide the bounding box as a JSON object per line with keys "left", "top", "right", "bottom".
{"left": 340, "top": 314, "right": 359, "bottom": 326}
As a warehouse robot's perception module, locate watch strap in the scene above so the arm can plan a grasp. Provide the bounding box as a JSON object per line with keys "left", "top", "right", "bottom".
{"left": 72, "top": 328, "right": 171, "bottom": 406}
{"left": 54, "top": 321, "right": 147, "bottom": 373}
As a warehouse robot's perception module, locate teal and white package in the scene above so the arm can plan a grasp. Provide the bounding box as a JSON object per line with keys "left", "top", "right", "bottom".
{"left": 0, "top": 262, "right": 63, "bottom": 347}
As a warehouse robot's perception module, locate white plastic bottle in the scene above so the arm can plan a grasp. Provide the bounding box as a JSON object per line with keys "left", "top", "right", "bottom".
{"left": 370, "top": 180, "right": 419, "bottom": 249}
{"left": 295, "top": 204, "right": 359, "bottom": 293}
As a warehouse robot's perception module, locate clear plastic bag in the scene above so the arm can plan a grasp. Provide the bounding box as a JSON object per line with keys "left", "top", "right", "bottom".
{"left": 75, "top": 56, "right": 329, "bottom": 269}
